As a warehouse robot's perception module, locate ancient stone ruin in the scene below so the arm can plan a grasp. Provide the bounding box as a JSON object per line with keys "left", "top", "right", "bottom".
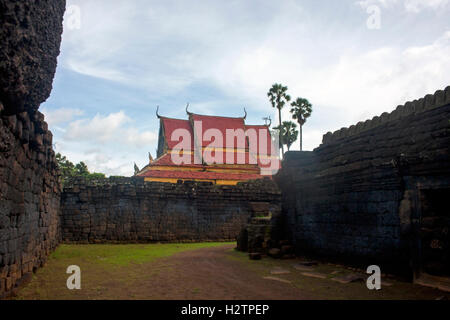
{"left": 61, "top": 177, "right": 280, "bottom": 244}
{"left": 1, "top": 0, "right": 449, "bottom": 299}
{"left": 0, "top": 0, "right": 281, "bottom": 294}
{"left": 1, "top": 0, "right": 66, "bottom": 297}
{"left": 276, "top": 89, "right": 450, "bottom": 279}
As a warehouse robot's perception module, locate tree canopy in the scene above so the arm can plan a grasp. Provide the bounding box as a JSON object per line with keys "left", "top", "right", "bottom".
{"left": 274, "top": 121, "right": 299, "bottom": 151}
{"left": 267, "top": 83, "right": 313, "bottom": 154}
{"left": 268, "top": 83, "right": 291, "bottom": 155}
{"left": 290, "top": 98, "right": 312, "bottom": 126}
{"left": 290, "top": 97, "right": 313, "bottom": 151}
{"left": 55, "top": 153, "right": 106, "bottom": 185}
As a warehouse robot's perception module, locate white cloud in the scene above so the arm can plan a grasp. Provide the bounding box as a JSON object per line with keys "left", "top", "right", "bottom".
{"left": 125, "top": 129, "right": 159, "bottom": 147}
{"left": 356, "top": 0, "right": 450, "bottom": 12}
{"left": 54, "top": 0, "right": 450, "bottom": 167}
{"left": 65, "top": 111, "right": 130, "bottom": 142}
{"left": 54, "top": 143, "right": 140, "bottom": 177}
{"left": 61, "top": 0, "right": 450, "bottom": 127}
{"left": 61, "top": 0, "right": 293, "bottom": 94}
{"left": 214, "top": 29, "right": 450, "bottom": 151}
{"left": 307, "top": 31, "right": 450, "bottom": 117}
{"left": 41, "top": 107, "right": 84, "bottom": 126}
{"left": 54, "top": 111, "right": 157, "bottom": 176}
{"left": 64, "top": 111, "right": 157, "bottom": 146}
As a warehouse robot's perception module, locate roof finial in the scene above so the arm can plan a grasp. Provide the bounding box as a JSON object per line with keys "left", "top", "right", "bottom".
{"left": 263, "top": 116, "right": 272, "bottom": 127}
{"left": 186, "top": 103, "right": 192, "bottom": 116}
{"left": 243, "top": 108, "right": 247, "bottom": 120}
{"left": 156, "top": 105, "right": 161, "bottom": 118}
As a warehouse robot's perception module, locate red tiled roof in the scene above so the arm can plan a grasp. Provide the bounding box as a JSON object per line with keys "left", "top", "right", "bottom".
{"left": 160, "top": 117, "right": 194, "bottom": 149}
{"left": 245, "top": 125, "right": 276, "bottom": 156}
{"left": 148, "top": 151, "right": 278, "bottom": 169}
{"left": 160, "top": 116, "right": 277, "bottom": 158}
{"left": 191, "top": 114, "right": 247, "bottom": 148}
{"left": 144, "top": 113, "right": 281, "bottom": 182}
{"left": 140, "top": 169, "right": 265, "bottom": 181}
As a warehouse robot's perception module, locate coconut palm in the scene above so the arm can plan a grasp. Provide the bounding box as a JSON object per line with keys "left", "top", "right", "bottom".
{"left": 274, "top": 121, "right": 298, "bottom": 152}
{"left": 290, "top": 97, "right": 312, "bottom": 151}
{"left": 268, "top": 83, "right": 291, "bottom": 154}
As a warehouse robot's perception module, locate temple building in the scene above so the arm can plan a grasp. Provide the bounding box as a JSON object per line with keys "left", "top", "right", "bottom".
{"left": 136, "top": 106, "right": 279, "bottom": 185}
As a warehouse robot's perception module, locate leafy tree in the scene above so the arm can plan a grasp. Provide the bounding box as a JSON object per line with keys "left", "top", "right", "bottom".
{"left": 55, "top": 153, "right": 106, "bottom": 185}
{"left": 290, "top": 97, "right": 313, "bottom": 151}
{"left": 89, "top": 173, "right": 108, "bottom": 179}
{"left": 274, "top": 121, "right": 298, "bottom": 151}
{"left": 55, "top": 153, "right": 75, "bottom": 185}
{"left": 74, "top": 162, "right": 89, "bottom": 176}
{"left": 268, "top": 83, "right": 291, "bottom": 155}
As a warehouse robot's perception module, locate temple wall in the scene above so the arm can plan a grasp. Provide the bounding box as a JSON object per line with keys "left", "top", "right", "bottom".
{"left": 61, "top": 178, "right": 281, "bottom": 243}
{"left": 275, "top": 89, "right": 450, "bottom": 275}
{"left": 0, "top": 110, "right": 61, "bottom": 297}
{"left": 0, "top": 0, "right": 65, "bottom": 115}
{"left": 0, "top": 0, "right": 65, "bottom": 297}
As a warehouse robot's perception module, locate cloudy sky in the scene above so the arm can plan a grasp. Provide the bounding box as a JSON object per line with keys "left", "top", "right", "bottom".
{"left": 41, "top": 0, "right": 450, "bottom": 176}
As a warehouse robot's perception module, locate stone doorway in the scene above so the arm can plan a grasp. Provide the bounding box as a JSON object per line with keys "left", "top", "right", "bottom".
{"left": 414, "top": 187, "right": 450, "bottom": 292}
{"left": 419, "top": 188, "right": 449, "bottom": 277}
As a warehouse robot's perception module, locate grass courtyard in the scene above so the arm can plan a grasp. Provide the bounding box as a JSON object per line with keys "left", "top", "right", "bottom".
{"left": 13, "top": 242, "right": 449, "bottom": 300}
{"left": 15, "top": 242, "right": 229, "bottom": 300}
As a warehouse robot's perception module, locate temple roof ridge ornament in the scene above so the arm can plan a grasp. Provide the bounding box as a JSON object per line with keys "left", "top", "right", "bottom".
{"left": 186, "top": 103, "right": 192, "bottom": 116}
{"left": 186, "top": 104, "right": 248, "bottom": 120}
{"left": 156, "top": 105, "right": 161, "bottom": 118}
{"left": 262, "top": 116, "right": 272, "bottom": 127}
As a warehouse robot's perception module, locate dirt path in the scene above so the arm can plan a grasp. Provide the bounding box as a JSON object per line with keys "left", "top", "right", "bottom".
{"left": 135, "top": 244, "right": 310, "bottom": 300}
{"left": 14, "top": 243, "right": 449, "bottom": 300}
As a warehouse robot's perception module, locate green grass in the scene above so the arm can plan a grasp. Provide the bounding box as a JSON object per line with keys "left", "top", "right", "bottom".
{"left": 50, "top": 242, "right": 232, "bottom": 266}
{"left": 15, "top": 242, "right": 235, "bottom": 300}
{"left": 14, "top": 243, "right": 449, "bottom": 300}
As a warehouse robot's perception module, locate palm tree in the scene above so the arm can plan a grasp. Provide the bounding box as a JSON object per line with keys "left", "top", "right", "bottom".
{"left": 274, "top": 121, "right": 298, "bottom": 152}
{"left": 268, "top": 84, "right": 291, "bottom": 154}
{"left": 290, "top": 97, "right": 312, "bottom": 151}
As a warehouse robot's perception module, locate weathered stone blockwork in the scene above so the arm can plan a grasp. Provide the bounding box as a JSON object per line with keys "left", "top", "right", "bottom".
{"left": 0, "top": 0, "right": 65, "bottom": 297}
{"left": 0, "top": 110, "right": 61, "bottom": 297}
{"left": 61, "top": 178, "right": 281, "bottom": 243}
{"left": 0, "top": 0, "right": 65, "bottom": 115}
{"left": 276, "top": 91, "right": 450, "bottom": 276}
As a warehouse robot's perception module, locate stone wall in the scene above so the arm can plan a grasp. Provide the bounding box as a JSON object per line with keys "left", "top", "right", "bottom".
{"left": 0, "top": 0, "right": 65, "bottom": 115}
{"left": 0, "top": 0, "right": 65, "bottom": 297}
{"left": 0, "top": 110, "right": 61, "bottom": 297}
{"left": 276, "top": 88, "right": 450, "bottom": 276}
{"left": 322, "top": 87, "right": 450, "bottom": 145}
{"left": 61, "top": 178, "right": 281, "bottom": 243}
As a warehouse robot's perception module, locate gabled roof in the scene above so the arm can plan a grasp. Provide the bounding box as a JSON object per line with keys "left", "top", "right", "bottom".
{"left": 190, "top": 114, "right": 247, "bottom": 148}
{"left": 160, "top": 117, "right": 194, "bottom": 149}
{"left": 141, "top": 109, "right": 280, "bottom": 182}
{"left": 140, "top": 169, "right": 264, "bottom": 181}
{"left": 244, "top": 124, "right": 274, "bottom": 157}
{"left": 148, "top": 152, "right": 268, "bottom": 170}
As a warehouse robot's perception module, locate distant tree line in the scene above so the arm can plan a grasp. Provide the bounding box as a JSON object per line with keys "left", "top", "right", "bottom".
{"left": 56, "top": 153, "right": 106, "bottom": 185}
